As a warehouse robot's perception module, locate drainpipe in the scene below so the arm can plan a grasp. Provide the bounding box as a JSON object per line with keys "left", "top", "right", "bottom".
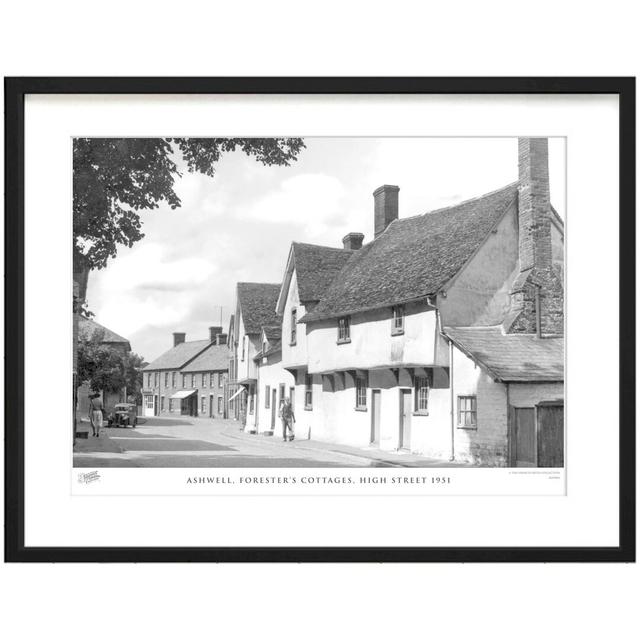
{"left": 449, "top": 338, "right": 455, "bottom": 462}
{"left": 534, "top": 285, "right": 542, "bottom": 338}
{"left": 434, "top": 301, "right": 455, "bottom": 463}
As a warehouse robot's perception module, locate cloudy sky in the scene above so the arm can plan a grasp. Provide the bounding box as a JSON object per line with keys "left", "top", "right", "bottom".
{"left": 86, "top": 137, "right": 565, "bottom": 362}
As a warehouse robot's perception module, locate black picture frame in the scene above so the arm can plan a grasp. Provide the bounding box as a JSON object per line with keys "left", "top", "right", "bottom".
{"left": 4, "top": 77, "right": 635, "bottom": 563}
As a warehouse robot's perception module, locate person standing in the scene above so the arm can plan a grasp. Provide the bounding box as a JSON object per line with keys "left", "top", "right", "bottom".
{"left": 89, "top": 392, "right": 103, "bottom": 438}
{"left": 281, "top": 397, "right": 296, "bottom": 442}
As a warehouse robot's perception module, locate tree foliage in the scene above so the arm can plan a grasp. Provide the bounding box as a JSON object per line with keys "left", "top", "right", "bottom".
{"left": 77, "top": 330, "right": 145, "bottom": 398}
{"left": 73, "top": 137, "right": 306, "bottom": 270}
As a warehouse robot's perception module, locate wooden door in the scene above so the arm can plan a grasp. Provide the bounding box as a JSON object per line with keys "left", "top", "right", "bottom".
{"left": 209, "top": 395, "right": 213, "bottom": 418}
{"left": 537, "top": 403, "right": 564, "bottom": 467}
{"left": 399, "top": 389, "right": 412, "bottom": 450}
{"left": 371, "top": 390, "right": 381, "bottom": 444}
{"left": 271, "top": 388, "right": 277, "bottom": 429}
{"left": 514, "top": 408, "right": 536, "bottom": 467}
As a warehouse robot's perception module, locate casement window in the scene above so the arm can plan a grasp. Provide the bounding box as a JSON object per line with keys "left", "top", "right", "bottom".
{"left": 201, "top": 396, "right": 207, "bottom": 414}
{"left": 210, "top": 372, "right": 215, "bottom": 387}
{"left": 202, "top": 373, "right": 207, "bottom": 387}
{"left": 290, "top": 308, "right": 297, "bottom": 345}
{"left": 160, "top": 396, "right": 165, "bottom": 411}
{"left": 355, "top": 376, "right": 367, "bottom": 410}
{"left": 457, "top": 395, "right": 477, "bottom": 428}
{"left": 182, "top": 374, "right": 186, "bottom": 388}
{"left": 219, "top": 374, "right": 224, "bottom": 388}
{"left": 191, "top": 374, "right": 196, "bottom": 388}
{"left": 414, "top": 375, "right": 430, "bottom": 414}
{"left": 241, "top": 336, "right": 246, "bottom": 361}
{"left": 265, "top": 386, "right": 271, "bottom": 408}
{"left": 144, "top": 395, "right": 154, "bottom": 409}
{"left": 392, "top": 305, "right": 405, "bottom": 335}
{"left": 147, "top": 373, "right": 152, "bottom": 387}
{"left": 217, "top": 396, "right": 223, "bottom": 414}
{"left": 249, "top": 387, "right": 255, "bottom": 414}
{"left": 154, "top": 372, "right": 159, "bottom": 387}
{"left": 337, "top": 316, "right": 351, "bottom": 343}
{"left": 172, "top": 372, "right": 176, "bottom": 388}
{"left": 263, "top": 339, "right": 268, "bottom": 355}
{"left": 164, "top": 372, "right": 169, "bottom": 387}
{"left": 304, "top": 374, "right": 313, "bottom": 410}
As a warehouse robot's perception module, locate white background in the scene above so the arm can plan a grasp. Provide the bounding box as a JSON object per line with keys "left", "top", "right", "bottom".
{"left": 1, "top": 2, "right": 638, "bottom": 640}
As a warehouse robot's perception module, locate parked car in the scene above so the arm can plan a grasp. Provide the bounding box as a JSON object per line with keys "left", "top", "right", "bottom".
{"left": 107, "top": 403, "right": 138, "bottom": 428}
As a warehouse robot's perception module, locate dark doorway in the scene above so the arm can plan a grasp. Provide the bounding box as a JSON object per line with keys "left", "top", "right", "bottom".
{"left": 537, "top": 402, "right": 564, "bottom": 467}
{"left": 514, "top": 407, "right": 536, "bottom": 467}
{"left": 271, "top": 388, "right": 277, "bottom": 430}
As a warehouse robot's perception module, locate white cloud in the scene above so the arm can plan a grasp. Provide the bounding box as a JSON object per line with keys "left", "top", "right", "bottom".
{"left": 243, "top": 173, "right": 346, "bottom": 237}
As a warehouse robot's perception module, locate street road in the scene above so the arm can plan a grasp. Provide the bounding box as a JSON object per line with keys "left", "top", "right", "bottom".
{"left": 73, "top": 416, "right": 455, "bottom": 468}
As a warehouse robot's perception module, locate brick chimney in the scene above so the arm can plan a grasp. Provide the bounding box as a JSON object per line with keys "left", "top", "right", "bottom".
{"left": 173, "top": 332, "right": 186, "bottom": 347}
{"left": 216, "top": 333, "right": 228, "bottom": 346}
{"left": 209, "top": 326, "right": 223, "bottom": 342}
{"left": 373, "top": 185, "right": 399, "bottom": 238}
{"left": 342, "top": 232, "right": 364, "bottom": 250}
{"left": 505, "top": 138, "right": 563, "bottom": 337}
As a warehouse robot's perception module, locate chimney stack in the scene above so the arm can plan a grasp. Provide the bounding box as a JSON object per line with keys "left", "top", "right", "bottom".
{"left": 173, "top": 332, "right": 186, "bottom": 347}
{"left": 373, "top": 185, "right": 399, "bottom": 238}
{"left": 505, "top": 138, "right": 563, "bottom": 336}
{"left": 342, "top": 232, "right": 364, "bottom": 250}
{"left": 209, "top": 326, "right": 223, "bottom": 343}
{"left": 216, "top": 333, "right": 228, "bottom": 346}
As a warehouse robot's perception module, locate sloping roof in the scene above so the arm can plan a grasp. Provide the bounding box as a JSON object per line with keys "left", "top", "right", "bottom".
{"left": 237, "top": 282, "right": 281, "bottom": 334}
{"left": 444, "top": 326, "right": 564, "bottom": 383}
{"left": 301, "top": 183, "right": 518, "bottom": 322}
{"left": 292, "top": 242, "right": 354, "bottom": 302}
{"left": 181, "top": 343, "right": 229, "bottom": 372}
{"left": 262, "top": 325, "right": 281, "bottom": 341}
{"left": 78, "top": 316, "right": 130, "bottom": 346}
{"left": 143, "top": 340, "right": 210, "bottom": 371}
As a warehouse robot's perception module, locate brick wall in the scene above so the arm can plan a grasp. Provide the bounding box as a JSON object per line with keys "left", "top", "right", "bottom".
{"left": 508, "top": 138, "right": 564, "bottom": 336}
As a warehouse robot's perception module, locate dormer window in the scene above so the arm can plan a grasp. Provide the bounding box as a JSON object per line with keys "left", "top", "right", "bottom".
{"left": 290, "top": 308, "right": 297, "bottom": 345}
{"left": 337, "top": 316, "right": 351, "bottom": 344}
{"left": 392, "top": 305, "right": 404, "bottom": 335}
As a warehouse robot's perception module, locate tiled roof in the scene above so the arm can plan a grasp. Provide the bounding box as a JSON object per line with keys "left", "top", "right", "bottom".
{"left": 444, "top": 326, "right": 564, "bottom": 382}
{"left": 78, "top": 316, "right": 130, "bottom": 346}
{"left": 181, "top": 343, "right": 229, "bottom": 372}
{"left": 301, "top": 183, "right": 518, "bottom": 322}
{"left": 292, "top": 242, "right": 354, "bottom": 302}
{"left": 143, "top": 340, "right": 210, "bottom": 371}
{"left": 262, "top": 325, "right": 281, "bottom": 341}
{"left": 253, "top": 339, "right": 282, "bottom": 361}
{"left": 237, "top": 282, "right": 281, "bottom": 334}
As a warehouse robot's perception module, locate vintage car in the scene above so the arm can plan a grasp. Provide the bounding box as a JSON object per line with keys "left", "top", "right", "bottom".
{"left": 107, "top": 403, "right": 138, "bottom": 428}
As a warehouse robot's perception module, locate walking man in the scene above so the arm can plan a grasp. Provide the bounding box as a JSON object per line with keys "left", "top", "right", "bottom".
{"left": 281, "top": 397, "right": 296, "bottom": 442}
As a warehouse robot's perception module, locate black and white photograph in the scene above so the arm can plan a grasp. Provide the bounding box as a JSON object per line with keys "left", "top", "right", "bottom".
{"left": 73, "top": 136, "right": 565, "bottom": 471}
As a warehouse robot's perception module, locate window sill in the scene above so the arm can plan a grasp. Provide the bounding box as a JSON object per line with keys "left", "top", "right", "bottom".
{"left": 304, "top": 406, "right": 313, "bottom": 412}
{"left": 412, "top": 411, "right": 429, "bottom": 417}
{"left": 289, "top": 342, "right": 297, "bottom": 347}
{"left": 336, "top": 338, "right": 351, "bottom": 345}
{"left": 355, "top": 406, "right": 367, "bottom": 412}
{"left": 456, "top": 425, "right": 478, "bottom": 430}
{"left": 391, "top": 329, "right": 405, "bottom": 336}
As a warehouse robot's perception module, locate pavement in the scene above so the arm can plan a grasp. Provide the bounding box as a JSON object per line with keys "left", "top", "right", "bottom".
{"left": 73, "top": 416, "right": 469, "bottom": 468}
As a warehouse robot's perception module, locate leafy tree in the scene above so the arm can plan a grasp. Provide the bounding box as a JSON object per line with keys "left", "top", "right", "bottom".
{"left": 77, "top": 329, "right": 144, "bottom": 399}
{"left": 73, "top": 137, "right": 306, "bottom": 270}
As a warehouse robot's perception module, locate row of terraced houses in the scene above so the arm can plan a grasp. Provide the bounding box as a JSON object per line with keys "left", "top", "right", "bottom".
{"left": 147, "top": 138, "right": 564, "bottom": 466}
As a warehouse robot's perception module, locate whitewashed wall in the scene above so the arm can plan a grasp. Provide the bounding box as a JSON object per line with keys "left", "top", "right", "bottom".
{"left": 255, "top": 354, "right": 295, "bottom": 436}
{"left": 305, "top": 302, "right": 449, "bottom": 374}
